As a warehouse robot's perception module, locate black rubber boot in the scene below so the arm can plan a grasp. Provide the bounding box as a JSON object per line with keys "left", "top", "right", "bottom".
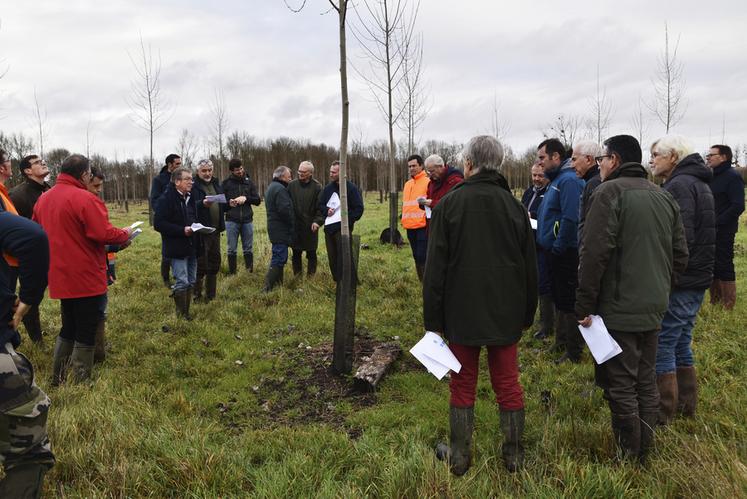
{"left": 174, "top": 290, "right": 193, "bottom": 320}
{"left": 228, "top": 255, "right": 237, "bottom": 275}
{"left": 51, "top": 336, "right": 74, "bottom": 386}
{"left": 93, "top": 319, "right": 106, "bottom": 364}
{"left": 500, "top": 408, "right": 525, "bottom": 472}
{"left": 435, "top": 406, "right": 474, "bottom": 476}
{"left": 639, "top": 411, "right": 657, "bottom": 465}
{"left": 533, "top": 294, "right": 555, "bottom": 340}
{"left": 161, "top": 258, "right": 172, "bottom": 288}
{"left": 70, "top": 342, "right": 95, "bottom": 383}
{"left": 415, "top": 263, "right": 425, "bottom": 282}
{"left": 244, "top": 253, "right": 254, "bottom": 273}
{"left": 292, "top": 250, "right": 303, "bottom": 276}
{"left": 193, "top": 276, "right": 204, "bottom": 302}
{"left": 205, "top": 274, "right": 217, "bottom": 302}
{"left": 307, "top": 252, "right": 318, "bottom": 276}
{"left": 263, "top": 266, "right": 283, "bottom": 292}
{"left": 611, "top": 413, "right": 641, "bottom": 461}
{"left": 555, "top": 312, "right": 581, "bottom": 363}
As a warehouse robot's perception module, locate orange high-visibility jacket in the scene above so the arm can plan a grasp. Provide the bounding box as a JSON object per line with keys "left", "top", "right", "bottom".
{"left": 0, "top": 183, "right": 19, "bottom": 267}
{"left": 401, "top": 170, "right": 429, "bottom": 230}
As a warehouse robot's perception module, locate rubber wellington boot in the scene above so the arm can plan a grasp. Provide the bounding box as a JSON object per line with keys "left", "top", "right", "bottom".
{"left": 205, "top": 274, "right": 218, "bottom": 302}
{"left": 533, "top": 294, "right": 555, "bottom": 340}
{"left": 656, "top": 372, "right": 678, "bottom": 425}
{"left": 676, "top": 366, "right": 697, "bottom": 417}
{"left": 639, "top": 410, "right": 657, "bottom": 465}
{"left": 193, "top": 276, "right": 204, "bottom": 302}
{"left": 51, "top": 336, "right": 74, "bottom": 386}
{"left": 93, "top": 319, "right": 107, "bottom": 364}
{"left": 435, "top": 406, "right": 474, "bottom": 476}
{"left": 244, "top": 252, "right": 254, "bottom": 273}
{"left": 611, "top": 412, "right": 641, "bottom": 461}
{"left": 227, "top": 255, "right": 237, "bottom": 275}
{"left": 500, "top": 408, "right": 525, "bottom": 472}
{"left": 263, "top": 267, "right": 283, "bottom": 292}
{"left": 415, "top": 263, "right": 425, "bottom": 282}
{"left": 70, "top": 342, "right": 96, "bottom": 383}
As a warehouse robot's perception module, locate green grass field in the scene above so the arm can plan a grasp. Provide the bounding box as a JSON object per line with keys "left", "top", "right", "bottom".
{"left": 21, "top": 194, "right": 747, "bottom": 497}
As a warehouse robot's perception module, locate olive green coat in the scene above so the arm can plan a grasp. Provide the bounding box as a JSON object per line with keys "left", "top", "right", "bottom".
{"left": 288, "top": 178, "right": 323, "bottom": 251}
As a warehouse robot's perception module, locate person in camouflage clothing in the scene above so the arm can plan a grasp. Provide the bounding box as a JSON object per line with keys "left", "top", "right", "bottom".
{"left": 0, "top": 211, "right": 55, "bottom": 498}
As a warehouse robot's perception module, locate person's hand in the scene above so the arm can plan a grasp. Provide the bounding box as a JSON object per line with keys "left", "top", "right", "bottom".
{"left": 229, "top": 199, "right": 238, "bottom": 207}
{"left": 123, "top": 226, "right": 133, "bottom": 236}
{"left": 203, "top": 199, "right": 214, "bottom": 207}
{"left": 311, "top": 223, "right": 320, "bottom": 232}
{"left": 578, "top": 316, "right": 592, "bottom": 328}
{"left": 236, "top": 196, "right": 247, "bottom": 205}
{"left": 327, "top": 208, "right": 335, "bottom": 217}
{"left": 184, "top": 226, "right": 193, "bottom": 236}
{"left": 10, "top": 300, "right": 30, "bottom": 330}
{"left": 424, "top": 199, "right": 432, "bottom": 207}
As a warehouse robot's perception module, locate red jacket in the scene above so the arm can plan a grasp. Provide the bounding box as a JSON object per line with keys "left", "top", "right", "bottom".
{"left": 427, "top": 167, "right": 464, "bottom": 210}
{"left": 33, "top": 173, "right": 129, "bottom": 299}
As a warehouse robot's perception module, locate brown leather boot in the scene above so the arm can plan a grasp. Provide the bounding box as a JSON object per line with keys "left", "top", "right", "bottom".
{"left": 657, "top": 372, "right": 678, "bottom": 425}
{"left": 676, "top": 366, "right": 697, "bottom": 417}
{"left": 721, "top": 281, "right": 736, "bottom": 310}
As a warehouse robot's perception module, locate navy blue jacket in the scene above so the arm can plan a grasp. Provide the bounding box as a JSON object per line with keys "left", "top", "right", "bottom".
{"left": 149, "top": 166, "right": 172, "bottom": 207}
{"left": 521, "top": 185, "right": 547, "bottom": 220}
{"left": 710, "top": 161, "right": 745, "bottom": 233}
{"left": 319, "top": 181, "right": 364, "bottom": 235}
{"left": 0, "top": 213, "right": 49, "bottom": 347}
{"left": 265, "top": 179, "right": 295, "bottom": 245}
{"left": 536, "top": 160, "right": 585, "bottom": 253}
{"left": 154, "top": 184, "right": 201, "bottom": 259}
{"left": 663, "top": 153, "right": 715, "bottom": 289}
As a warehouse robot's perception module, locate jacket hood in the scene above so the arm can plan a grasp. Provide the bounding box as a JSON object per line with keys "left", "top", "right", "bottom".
{"left": 605, "top": 162, "right": 647, "bottom": 182}
{"left": 545, "top": 158, "right": 572, "bottom": 181}
{"left": 670, "top": 153, "right": 713, "bottom": 183}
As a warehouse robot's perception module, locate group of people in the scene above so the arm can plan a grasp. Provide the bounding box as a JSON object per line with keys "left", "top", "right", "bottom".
{"left": 150, "top": 156, "right": 365, "bottom": 320}
{"left": 421, "top": 134, "right": 744, "bottom": 476}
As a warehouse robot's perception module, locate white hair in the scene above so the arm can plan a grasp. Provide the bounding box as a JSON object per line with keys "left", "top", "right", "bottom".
{"left": 299, "top": 160, "right": 314, "bottom": 172}
{"left": 273, "top": 165, "right": 290, "bottom": 179}
{"left": 424, "top": 154, "right": 445, "bottom": 168}
{"left": 461, "top": 135, "right": 504, "bottom": 173}
{"left": 651, "top": 135, "right": 695, "bottom": 164}
{"left": 573, "top": 140, "right": 602, "bottom": 158}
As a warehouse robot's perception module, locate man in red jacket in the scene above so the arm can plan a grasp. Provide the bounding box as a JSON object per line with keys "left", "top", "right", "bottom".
{"left": 33, "top": 155, "right": 131, "bottom": 384}
{"left": 421, "top": 154, "right": 464, "bottom": 231}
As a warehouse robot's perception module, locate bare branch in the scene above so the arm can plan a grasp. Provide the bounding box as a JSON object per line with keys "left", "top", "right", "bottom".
{"left": 648, "top": 22, "right": 687, "bottom": 133}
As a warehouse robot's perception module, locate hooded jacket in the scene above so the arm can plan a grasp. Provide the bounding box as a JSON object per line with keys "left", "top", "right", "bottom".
{"left": 536, "top": 159, "right": 585, "bottom": 253}
{"left": 662, "top": 153, "right": 715, "bottom": 290}
{"left": 576, "top": 162, "right": 689, "bottom": 332}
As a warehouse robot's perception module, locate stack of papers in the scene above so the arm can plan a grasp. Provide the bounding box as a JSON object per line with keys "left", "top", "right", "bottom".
{"left": 129, "top": 221, "right": 143, "bottom": 241}
{"left": 190, "top": 223, "right": 216, "bottom": 234}
{"left": 325, "top": 192, "right": 342, "bottom": 225}
{"left": 578, "top": 315, "right": 623, "bottom": 364}
{"left": 409, "top": 332, "right": 462, "bottom": 380}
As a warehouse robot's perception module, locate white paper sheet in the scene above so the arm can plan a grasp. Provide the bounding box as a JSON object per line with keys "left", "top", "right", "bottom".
{"left": 578, "top": 315, "right": 623, "bottom": 364}
{"left": 326, "top": 192, "right": 341, "bottom": 210}
{"left": 530, "top": 218, "right": 537, "bottom": 230}
{"left": 190, "top": 223, "right": 216, "bottom": 234}
{"left": 129, "top": 221, "right": 144, "bottom": 230}
{"left": 205, "top": 194, "right": 227, "bottom": 204}
{"left": 425, "top": 206, "right": 432, "bottom": 219}
{"left": 409, "top": 331, "right": 462, "bottom": 380}
{"left": 128, "top": 228, "right": 143, "bottom": 241}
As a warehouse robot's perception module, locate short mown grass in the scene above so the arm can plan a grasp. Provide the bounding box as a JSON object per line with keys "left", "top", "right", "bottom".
{"left": 21, "top": 194, "right": 747, "bottom": 497}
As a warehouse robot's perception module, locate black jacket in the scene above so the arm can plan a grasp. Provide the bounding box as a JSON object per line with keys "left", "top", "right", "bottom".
{"left": 0, "top": 213, "right": 49, "bottom": 347}
{"left": 319, "top": 181, "right": 364, "bottom": 235}
{"left": 520, "top": 184, "right": 547, "bottom": 220}
{"left": 662, "top": 153, "right": 715, "bottom": 290}
{"left": 149, "top": 166, "right": 172, "bottom": 207}
{"left": 265, "top": 179, "right": 295, "bottom": 245}
{"left": 578, "top": 165, "right": 602, "bottom": 240}
{"left": 423, "top": 170, "right": 537, "bottom": 346}
{"left": 192, "top": 177, "right": 226, "bottom": 233}
{"left": 710, "top": 161, "right": 745, "bottom": 233}
{"left": 154, "top": 184, "right": 201, "bottom": 259}
{"left": 9, "top": 179, "right": 51, "bottom": 219}
{"left": 222, "top": 175, "right": 261, "bottom": 224}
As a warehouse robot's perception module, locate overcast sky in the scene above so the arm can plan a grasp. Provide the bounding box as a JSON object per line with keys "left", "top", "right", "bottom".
{"left": 1, "top": 0, "right": 745, "bottom": 164}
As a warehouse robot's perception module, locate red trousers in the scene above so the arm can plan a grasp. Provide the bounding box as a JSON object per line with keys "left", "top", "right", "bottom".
{"left": 449, "top": 342, "right": 524, "bottom": 410}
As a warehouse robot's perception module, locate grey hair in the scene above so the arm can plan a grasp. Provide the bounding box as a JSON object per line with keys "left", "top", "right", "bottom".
{"left": 196, "top": 159, "right": 213, "bottom": 168}
{"left": 652, "top": 135, "right": 694, "bottom": 164}
{"left": 171, "top": 166, "right": 192, "bottom": 183}
{"left": 573, "top": 140, "right": 602, "bottom": 158}
{"left": 273, "top": 165, "right": 291, "bottom": 179}
{"left": 299, "top": 160, "right": 314, "bottom": 172}
{"left": 424, "top": 154, "right": 445, "bottom": 168}
{"left": 461, "top": 135, "right": 504, "bottom": 173}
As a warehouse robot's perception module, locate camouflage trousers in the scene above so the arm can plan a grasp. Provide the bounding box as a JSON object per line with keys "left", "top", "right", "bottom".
{"left": 0, "top": 342, "right": 54, "bottom": 497}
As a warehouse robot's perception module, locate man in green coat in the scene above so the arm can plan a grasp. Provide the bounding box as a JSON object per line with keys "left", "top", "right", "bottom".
{"left": 263, "top": 166, "right": 295, "bottom": 292}
{"left": 576, "top": 135, "right": 688, "bottom": 464}
{"left": 288, "top": 161, "right": 324, "bottom": 276}
{"left": 424, "top": 135, "right": 537, "bottom": 475}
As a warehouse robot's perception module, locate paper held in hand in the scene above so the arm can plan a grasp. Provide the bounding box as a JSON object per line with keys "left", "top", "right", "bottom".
{"left": 409, "top": 331, "right": 462, "bottom": 380}
{"left": 325, "top": 192, "right": 342, "bottom": 226}
{"left": 190, "top": 223, "right": 216, "bottom": 234}
{"left": 425, "top": 206, "right": 432, "bottom": 219}
{"left": 205, "top": 194, "right": 227, "bottom": 204}
{"left": 578, "top": 315, "right": 623, "bottom": 364}
{"left": 128, "top": 221, "right": 144, "bottom": 241}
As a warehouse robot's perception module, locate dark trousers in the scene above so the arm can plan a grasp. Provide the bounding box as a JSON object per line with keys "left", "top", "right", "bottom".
{"left": 406, "top": 228, "right": 427, "bottom": 264}
{"left": 537, "top": 249, "right": 552, "bottom": 296}
{"left": 714, "top": 229, "right": 736, "bottom": 281}
{"left": 59, "top": 295, "right": 106, "bottom": 346}
{"left": 292, "top": 248, "right": 317, "bottom": 275}
{"left": 325, "top": 231, "right": 359, "bottom": 283}
{"left": 595, "top": 329, "right": 659, "bottom": 416}
{"left": 197, "top": 231, "right": 221, "bottom": 279}
{"left": 548, "top": 248, "right": 578, "bottom": 312}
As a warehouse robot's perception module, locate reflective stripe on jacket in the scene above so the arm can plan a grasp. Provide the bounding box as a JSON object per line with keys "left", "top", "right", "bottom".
{"left": 401, "top": 170, "right": 429, "bottom": 230}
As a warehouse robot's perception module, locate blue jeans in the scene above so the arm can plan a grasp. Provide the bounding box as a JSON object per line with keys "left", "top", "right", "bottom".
{"left": 656, "top": 288, "right": 705, "bottom": 374}
{"left": 225, "top": 221, "right": 253, "bottom": 256}
{"left": 271, "top": 244, "right": 288, "bottom": 267}
{"left": 171, "top": 256, "right": 197, "bottom": 292}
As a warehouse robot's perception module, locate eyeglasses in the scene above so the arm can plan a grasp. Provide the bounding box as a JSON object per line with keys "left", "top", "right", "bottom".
{"left": 30, "top": 159, "right": 47, "bottom": 166}
{"left": 705, "top": 153, "right": 722, "bottom": 159}
{"left": 594, "top": 155, "right": 612, "bottom": 163}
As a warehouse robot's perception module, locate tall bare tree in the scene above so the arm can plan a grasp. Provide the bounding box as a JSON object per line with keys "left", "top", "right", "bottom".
{"left": 629, "top": 95, "right": 648, "bottom": 148}
{"left": 649, "top": 23, "right": 686, "bottom": 133}
{"left": 542, "top": 114, "right": 581, "bottom": 149}
{"left": 589, "top": 65, "right": 612, "bottom": 145}
{"left": 396, "top": 30, "right": 429, "bottom": 156}
{"left": 31, "top": 88, "right": 49, "bottom": 157}
{"left": 351, "top": 0, "right": 420, "bottom": 243}
{"left": 175, "top": 128, "right": 198, "bottom": 168}
{"left": 127, "top": 33, "right": 171, "bottom": 222}
{"left": 489, "top": 92, "right": 510, "bottom": 142}
{"left": 209, "top": 88, "right": 229, "bottom": 179}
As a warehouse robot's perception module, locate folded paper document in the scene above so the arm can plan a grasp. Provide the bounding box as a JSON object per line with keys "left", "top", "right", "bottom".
{"left": 325, "top": 192, "right": 342, "bottom": 225}
{"left": 190, "top": 223, "right": 216, "bottom": 234}
{"left": 578, "top": 315, "right": 623, "bottom": 364}
{"left": 409, "top": 331, "right": 462, "bottom": 380}
{"left": 205, "top": 194, "right": 227, "bottom": 204}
